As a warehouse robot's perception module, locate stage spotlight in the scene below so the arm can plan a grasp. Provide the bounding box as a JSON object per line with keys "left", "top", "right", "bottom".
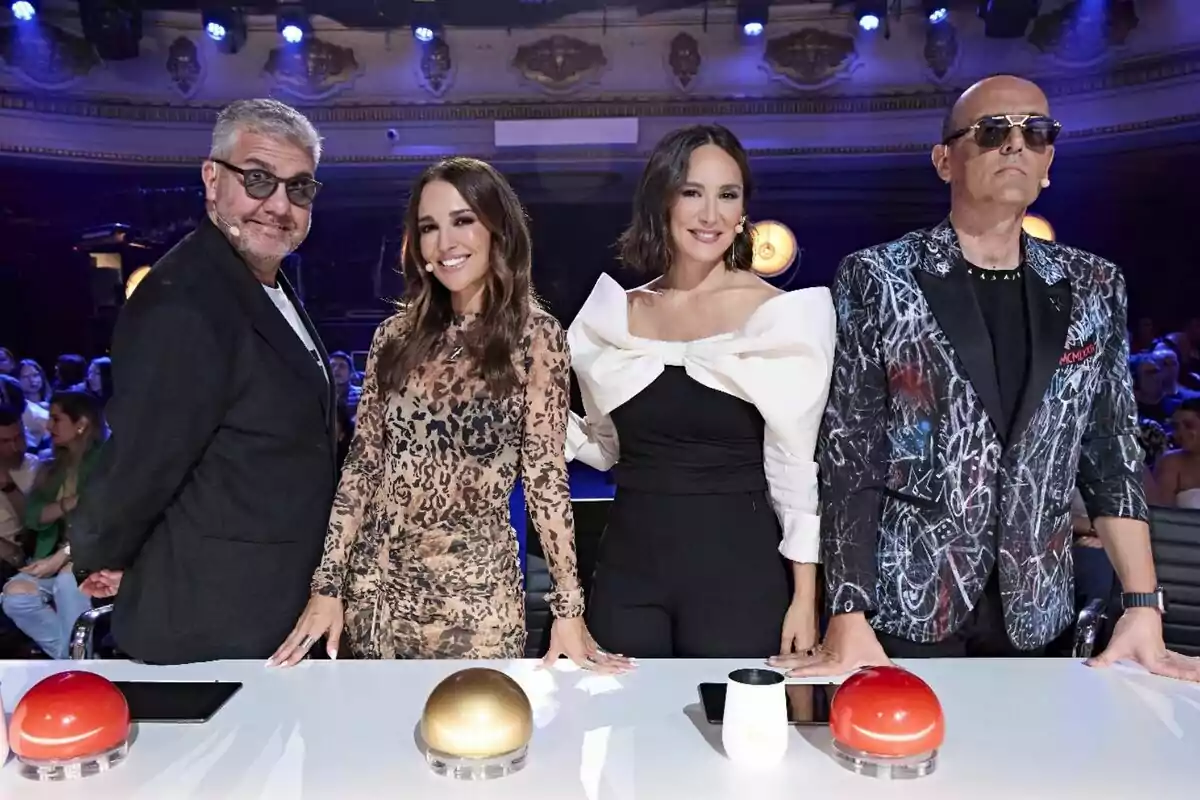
{"left": 855, "top": 0, "right": 887, "bottom": 31}
{"left": 736, "top": 0, "right": 769, "bottom": 37}
{"left": 923, "top": 1, "right": 949, "bottom": 23}
{"left": 978, "top": 0, "right": 1041, "bottom": 38}
{"left": 276, "top": 2, "right": 309, "bottom": 44}
{"left": 202, "top": 7, "right": 246, "bottom": 53}
{"left": 410, "top": 0, "right": 440, "bottom": 43}
{"left": 78, "top": 0, "right": 143, "bottom": 61}
{"left": 11, "top": 0, "right": 37, "bottom": 22}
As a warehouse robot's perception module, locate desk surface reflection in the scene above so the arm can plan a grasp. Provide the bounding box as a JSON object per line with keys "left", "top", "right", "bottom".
{"left": 2, "top": 657, "right": 1197, "bottom": 799}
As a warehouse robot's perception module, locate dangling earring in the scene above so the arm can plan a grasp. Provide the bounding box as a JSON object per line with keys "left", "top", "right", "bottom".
{"left": 424, "top": 263, "right": 434, "bottom": 272}
{"left": 1040, "top": 176, "right": 1050, "bottom": 188}
{"left": 734, "top": 215, "right": 746, "bottom": 235}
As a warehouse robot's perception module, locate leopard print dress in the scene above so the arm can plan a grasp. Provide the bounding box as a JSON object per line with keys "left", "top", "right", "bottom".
{"left": 310, "top": 308, "right": 585, "bottom": 659}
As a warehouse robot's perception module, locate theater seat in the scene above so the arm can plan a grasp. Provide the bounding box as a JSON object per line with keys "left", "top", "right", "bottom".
{"left": 68, "top": 604, "right": 116, "bottom": 660}
{"left": 1147, "top": 506, "right": 1200, "bottom": 656}
{"left": 524, "top": 555, "right": 552, "bottom": 658}
{"left": 523, "top": 498, "right": 611, "bottom": 658}
{"left": 1072, "top": 506, "right": 1200, "bottom": 659}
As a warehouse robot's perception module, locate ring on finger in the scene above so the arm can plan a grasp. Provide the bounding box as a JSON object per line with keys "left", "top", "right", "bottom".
{"left": 299, "top": 635, "right": 315, "bottom": 650}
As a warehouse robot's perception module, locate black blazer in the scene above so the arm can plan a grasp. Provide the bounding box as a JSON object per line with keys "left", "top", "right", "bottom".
{"left": 72, "top": 216, "right": 337, "bottom": 664}
{"left": 819, "top": 219, "right": 1148, "bottom": 650}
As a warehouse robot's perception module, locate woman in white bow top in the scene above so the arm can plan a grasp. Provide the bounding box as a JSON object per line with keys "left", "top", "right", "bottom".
{"left": 567, "top": 124, "right": 835, "bottom": 658}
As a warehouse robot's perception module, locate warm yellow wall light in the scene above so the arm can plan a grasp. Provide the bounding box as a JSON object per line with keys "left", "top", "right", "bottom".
{"left": 1022, "top": 213, "right": 1055, "bottom": 241}
{"left": 125, "top": 266, "right": 151, "bottom": 299}
{"left": 750, "top": 220, "right": 797, "bottom": 277}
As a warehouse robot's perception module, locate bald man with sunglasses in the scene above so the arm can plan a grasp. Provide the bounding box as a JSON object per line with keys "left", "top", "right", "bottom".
{"left": 771, "top": 76, "right": 1199, "bottom": 683}
{"left": 69, "top": 99, "right": 339, "bottom": 664}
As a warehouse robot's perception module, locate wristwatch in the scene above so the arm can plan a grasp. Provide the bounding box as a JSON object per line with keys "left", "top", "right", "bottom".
{"left": 1121, "top": 586, "right": 1167, "bottom": 615}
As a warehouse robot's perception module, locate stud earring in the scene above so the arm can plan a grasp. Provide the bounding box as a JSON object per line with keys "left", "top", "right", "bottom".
{"left": 1040, "top": 177, "right": 1050, "bottom": 188}
{"left": 424, "top": 263, "right": 434, "bottom": 272}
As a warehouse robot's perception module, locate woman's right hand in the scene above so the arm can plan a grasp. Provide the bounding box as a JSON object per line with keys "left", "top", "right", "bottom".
{"left": 268, "top": 594, "right": 343, "bottom": 667}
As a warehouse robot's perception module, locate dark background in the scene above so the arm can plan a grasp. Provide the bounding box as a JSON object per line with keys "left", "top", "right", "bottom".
{"left": 3, "top": 135, "right": 1198, "bottom": 363}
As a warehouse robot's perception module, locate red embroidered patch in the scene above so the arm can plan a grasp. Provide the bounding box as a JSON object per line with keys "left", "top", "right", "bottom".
{"left": 1059, "top": 341, "right": 1098, "bottom": 367}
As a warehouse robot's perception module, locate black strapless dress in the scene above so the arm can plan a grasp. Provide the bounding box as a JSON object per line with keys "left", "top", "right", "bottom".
{"left": 586, "top": 366, "right": 791, "bottom": 658}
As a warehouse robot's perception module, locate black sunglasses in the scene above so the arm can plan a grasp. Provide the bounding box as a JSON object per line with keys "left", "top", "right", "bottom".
{"left": 211, "top": 159, "right": 322, "bottom": 207}
{"left": 943, "top": 114, "right": 1062, "bottom": 150}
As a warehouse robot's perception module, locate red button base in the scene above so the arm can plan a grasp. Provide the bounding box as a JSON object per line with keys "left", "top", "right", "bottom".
{"left": 829, "top": 665, "right": 945, "bottom": 780}
{"left": 9, "top": 671, "right": 132, "bottom": 782}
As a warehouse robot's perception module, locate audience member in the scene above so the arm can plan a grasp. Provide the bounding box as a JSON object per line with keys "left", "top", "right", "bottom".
{"left": 53, "top": 355, "right": 87, "bottom": 392}
{"left": 0, "top": 407, "right": 39, "bottom": 574}
{"left": 0, "top": 375, "right": 47, "bottom": 453}
{"left": 0, "top": 348, "right": 14, "bottom": 377}
{"left": 328, "top": 351, "right": 361, "bottom": 417}
{"left": 1, "top": 392, "right": 100, "bottom": 658}
{"left": 1163, "top": 317, "right": 1200, "bottom": 390}
{"left": 1132, "top": 352, "right": 1169, "bottom": 425}
{"left": 18, "top": 359, "right": 50, "bottom": 408}
{"left": 85, "top": 357, "right": 114, "bottom": 407}
{"left": 1153, "top": 398, "right": 1200, "bottom": 509}
{"left": 1152, "top": 345, "right": 1200, "bottom": 416}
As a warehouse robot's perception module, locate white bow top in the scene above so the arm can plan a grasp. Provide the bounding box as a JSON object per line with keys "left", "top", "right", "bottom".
{"left": 565, "top": 273, "right": 836, "bottom": 563}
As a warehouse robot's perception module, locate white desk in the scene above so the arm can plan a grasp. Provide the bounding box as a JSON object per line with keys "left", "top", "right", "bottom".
{"left": 1, "top": 658, "right": 1198, "bottom": 799}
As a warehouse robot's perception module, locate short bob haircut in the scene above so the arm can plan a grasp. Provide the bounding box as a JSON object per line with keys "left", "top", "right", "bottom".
{"left": 617, "top": 124, "right": 755, "bottom": 276}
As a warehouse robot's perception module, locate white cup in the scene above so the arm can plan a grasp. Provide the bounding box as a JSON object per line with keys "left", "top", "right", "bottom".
{"left": 721, "top": 668, "right": 788, "bottom": 767}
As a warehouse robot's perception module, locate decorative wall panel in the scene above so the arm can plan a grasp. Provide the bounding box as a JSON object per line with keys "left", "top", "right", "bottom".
{"left": 0, "top": 1, "right": 1196, "bottom": 168}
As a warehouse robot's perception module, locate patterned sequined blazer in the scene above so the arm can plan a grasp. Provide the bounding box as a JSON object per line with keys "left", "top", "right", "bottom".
{"left": 819, "top": 218, "right": 1148, "bottom": 650}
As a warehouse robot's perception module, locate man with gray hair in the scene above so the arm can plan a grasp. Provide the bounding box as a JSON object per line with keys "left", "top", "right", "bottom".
{"left": 70, "top": 98, "right": 339, "bottom": 664}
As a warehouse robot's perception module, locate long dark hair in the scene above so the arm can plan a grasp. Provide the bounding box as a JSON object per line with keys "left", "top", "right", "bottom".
{"left": 19, "top": 359, "right": 50, "bottom": 404}
{"left": 36, "top": 390, "right": 105, "bottom": 492}
{"left": 377, "top": 157, "right": 535, "bottom": 396}
{"left": 618, "top": 124, "right": 755, "bottom": 276}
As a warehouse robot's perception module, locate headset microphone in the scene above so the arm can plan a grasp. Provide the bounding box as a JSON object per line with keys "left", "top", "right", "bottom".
{"left": 215, "top": 212, "right": 241, "bottom": 239}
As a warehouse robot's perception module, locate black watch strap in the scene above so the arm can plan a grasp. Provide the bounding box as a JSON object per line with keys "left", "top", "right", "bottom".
{"left": 1121, "top": 587, "right": 1166, "bottom": 614}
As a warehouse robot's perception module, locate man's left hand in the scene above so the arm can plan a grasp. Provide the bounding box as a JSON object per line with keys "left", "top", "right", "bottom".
{"left": 1087, "top": 608, "right": 1200, "bottom": 683}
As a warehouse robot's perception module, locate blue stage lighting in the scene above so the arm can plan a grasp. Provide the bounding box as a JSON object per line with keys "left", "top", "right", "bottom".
{"left": 12, "top": 1, "right": 36, "bottom": 21}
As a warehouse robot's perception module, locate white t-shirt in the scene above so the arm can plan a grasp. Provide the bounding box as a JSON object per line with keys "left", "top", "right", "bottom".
{"left": 262, "top": 283, "right": 328, "bottom": 382}
{"left": 22, "top": 402, "right": 48, "bottom": 451}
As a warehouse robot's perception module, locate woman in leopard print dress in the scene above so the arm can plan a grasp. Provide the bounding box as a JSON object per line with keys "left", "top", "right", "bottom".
{"left": 271, "top": 158, "right": 629, "bottom": 672}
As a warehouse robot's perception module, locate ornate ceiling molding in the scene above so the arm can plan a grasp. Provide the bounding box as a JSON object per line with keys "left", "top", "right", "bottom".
{"left": 1, "top": 46, "right": 1197, "bottom": 124}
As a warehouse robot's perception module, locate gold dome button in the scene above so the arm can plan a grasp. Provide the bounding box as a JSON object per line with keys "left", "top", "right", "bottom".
{"left": 419, "top": 668, "right": 533, "bottom": 780}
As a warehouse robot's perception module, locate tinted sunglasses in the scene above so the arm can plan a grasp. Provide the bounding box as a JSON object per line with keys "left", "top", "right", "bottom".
{"left": 943, "top": 114, "right": 1062, "bottom": 150}
{"left": 212, "top": 159, "right": 322, "bottom": 207}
